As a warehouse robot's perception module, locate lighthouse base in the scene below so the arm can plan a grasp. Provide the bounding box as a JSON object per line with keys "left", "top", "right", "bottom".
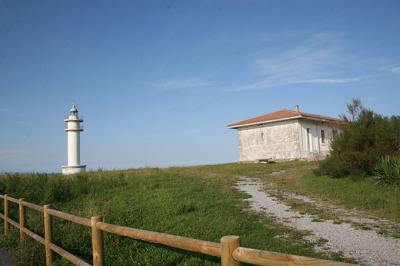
{"left": 61, "top": 165, "right": 86, "bottom": 175}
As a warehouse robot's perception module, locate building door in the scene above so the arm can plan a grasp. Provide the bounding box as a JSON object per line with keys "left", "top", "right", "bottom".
{"left": 306, "top": 128, "right": 312, "bottom": 152}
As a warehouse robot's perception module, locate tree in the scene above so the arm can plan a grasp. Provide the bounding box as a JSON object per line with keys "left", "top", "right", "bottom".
{"left": 345, "top": 98, "right": 363, "bottom": 121}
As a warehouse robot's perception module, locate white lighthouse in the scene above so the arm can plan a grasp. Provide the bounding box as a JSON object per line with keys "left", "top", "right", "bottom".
{"left": 62, "top": 105, "right": 86, "bottom": 175}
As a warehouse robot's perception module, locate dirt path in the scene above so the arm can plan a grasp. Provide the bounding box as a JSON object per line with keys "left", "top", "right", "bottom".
{"left": 235, "top": 176, "right": 400, "bottom": 266}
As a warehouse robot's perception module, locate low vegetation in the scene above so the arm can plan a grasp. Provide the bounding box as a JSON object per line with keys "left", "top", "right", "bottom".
{"left": 375, "top": 156, "right": 400, "bottom": 185}
{"left": 0, "top": 165, "right": 350, "bottom": 266}
{"left": 1, "top": 160, "right": 399, "bottom": 265}
{"left": 168, "top": 162, "right": 400, "bottom": 223}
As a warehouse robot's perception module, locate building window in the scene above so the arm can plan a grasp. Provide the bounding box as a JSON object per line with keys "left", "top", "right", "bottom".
{"left": 261, "top": 132, "right": 265, "bottom": 141}
{"left": 321, "top": 130, "right": 325, "bottom": 143}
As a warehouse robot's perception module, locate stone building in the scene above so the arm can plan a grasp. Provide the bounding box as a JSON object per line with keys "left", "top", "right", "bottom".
{"left": 228, "top": 107, "right": 342, "bottom": 162}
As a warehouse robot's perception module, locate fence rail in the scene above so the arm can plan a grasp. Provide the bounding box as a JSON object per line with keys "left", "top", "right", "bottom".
{"left": 0, "top": 194, "right": 355, "bottom": 266}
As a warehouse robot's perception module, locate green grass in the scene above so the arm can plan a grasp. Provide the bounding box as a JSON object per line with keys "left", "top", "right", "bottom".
{"left": 283, "top": 172, "right": 400, "bottom": 222}
{"left": 167, "top": 161, "right": 400, "bottom": 223}
{"left": 0, "top": 164, "right": 354, "bottom": 265}
{"left": 259, "top": 163, "right": 400, "bottom": 223}
{"left": 3, "top": 159, "right": 398, "bottom": 265}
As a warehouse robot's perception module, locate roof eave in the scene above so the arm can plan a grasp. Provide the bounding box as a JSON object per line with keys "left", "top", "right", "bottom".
{"left": 299, "top": 117, "right": 342, "bottom": 124}
{"left": 227, "top": 115, "right": 302, "bottom": 129}
{"left": 228, "top": 115, "right": 342, "bottom": 129}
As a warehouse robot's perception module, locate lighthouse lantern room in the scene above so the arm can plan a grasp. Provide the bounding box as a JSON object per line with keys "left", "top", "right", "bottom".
{"left": 62, "top": 105, "right": 86, "bottom": 175}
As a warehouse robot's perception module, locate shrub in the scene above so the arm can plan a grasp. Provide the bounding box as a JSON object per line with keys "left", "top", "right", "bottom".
{"left": 319, "top": 109, "right": 400, "bottom": 177}
{"left": 375, "top": 156, "right": 400, "bottom": 185}
{"left": 318, "top": 154, "right": 347, "bottom": 177}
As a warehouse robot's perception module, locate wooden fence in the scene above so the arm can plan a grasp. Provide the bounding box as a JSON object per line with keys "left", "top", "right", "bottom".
{"left": 0, "top": 194, "right": 354, "bottom": 266}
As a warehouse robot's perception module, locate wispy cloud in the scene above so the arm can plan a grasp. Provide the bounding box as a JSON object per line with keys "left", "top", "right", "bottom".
{"left": 305, "top": 77, "right": 362, "bottom": 84}
{"left": 228, "top": 32, "right": 363, "bottom": 91}
{"left": 377, "top": 64, "right": 400, "bottom": 76}
{"left": 153, "top": 33, "right": 388, "bottom": 93}
{"left": 389, "top": 66, "right": 400, "bottom": 75}
{"left": 152, "top": 78, "right": 216, "bottom": 91}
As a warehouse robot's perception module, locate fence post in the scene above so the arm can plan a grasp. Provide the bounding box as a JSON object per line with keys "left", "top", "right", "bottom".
{"left": 44, "top": 205, "right": 52, "bottom": 266}
{"left": 221, "top": 235, "right": 240, "bottom": 266}
{"left": 3, "top": 194, "right": 9, "bottom": 236}
{"left": 91, "top": 216, "right": 104, "bottom": 266}
{"left": 19, "top": 198, "right": 25, "bottom": 241}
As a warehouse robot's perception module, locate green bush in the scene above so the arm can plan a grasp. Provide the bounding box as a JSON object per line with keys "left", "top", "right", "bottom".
{"left": 318, "top": 155, "right": 347, "bottom": 177}
{"left": 375, "top": 156, "right": 400, "bottom": 185}
{"left": 319, "top": 110, "right": 400, "bottom": 177}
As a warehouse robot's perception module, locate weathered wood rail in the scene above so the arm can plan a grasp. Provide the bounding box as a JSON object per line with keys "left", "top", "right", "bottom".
{"left": 0, "top": 194, "right": 354, "bottom": 266}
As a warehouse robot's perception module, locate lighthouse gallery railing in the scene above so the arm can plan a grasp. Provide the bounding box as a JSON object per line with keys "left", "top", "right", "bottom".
{"left": 0, "top": 194, "right": 354, "bottom": 266}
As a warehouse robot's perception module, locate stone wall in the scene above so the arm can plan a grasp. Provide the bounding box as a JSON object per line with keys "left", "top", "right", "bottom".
{"left": 237, "top": 119, "right": 300, "bottom": 162}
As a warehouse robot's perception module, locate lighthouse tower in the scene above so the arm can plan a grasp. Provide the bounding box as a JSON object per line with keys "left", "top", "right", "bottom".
{"left": 62, "top": 105, "right": 86, "bottom": 175}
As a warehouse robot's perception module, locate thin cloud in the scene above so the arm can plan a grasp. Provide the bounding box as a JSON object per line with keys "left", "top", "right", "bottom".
{"left": 228, "top": 32, "right": 362, "bottom": 91}
{"left": 389, "top": 66, "right": 400, "bottom": 75}
{"left": 152, "top": 78, "right": 216, "bottom": 91}
{"left": 377, "top": 64, "right": 400, "bottom": 76}
{"left": 305, "top": 77, "right": 362, "bottom": 84}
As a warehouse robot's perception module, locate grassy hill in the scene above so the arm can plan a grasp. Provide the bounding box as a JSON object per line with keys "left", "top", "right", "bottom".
{"left": 1, "top": 161, "right": 398, "bottom": 265}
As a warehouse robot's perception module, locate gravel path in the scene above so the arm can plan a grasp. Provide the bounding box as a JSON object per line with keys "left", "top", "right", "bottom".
{"left": 235, "top": 176, "right": 400, "bottom": 266}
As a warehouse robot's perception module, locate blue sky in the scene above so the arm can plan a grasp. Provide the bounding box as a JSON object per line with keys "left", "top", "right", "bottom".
{"left": 1, "top": 0, "right": 399, "bottom": 172}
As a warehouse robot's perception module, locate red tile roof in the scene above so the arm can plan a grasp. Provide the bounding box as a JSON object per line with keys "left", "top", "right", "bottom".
{"left": 228, "top": 109, "right": 342, "bottom": 129}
